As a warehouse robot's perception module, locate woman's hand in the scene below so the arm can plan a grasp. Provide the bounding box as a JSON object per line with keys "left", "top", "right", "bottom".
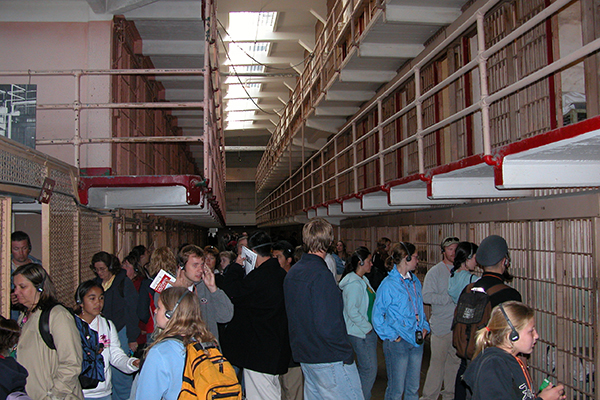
{"left": 132, "top": 358, "right": 140, "bottom": 368}
{"left": 539, "top": 382, "right": 566, "bottom": 400}
{"left": 129, "top": 342, "right": 138, "bottom": 353}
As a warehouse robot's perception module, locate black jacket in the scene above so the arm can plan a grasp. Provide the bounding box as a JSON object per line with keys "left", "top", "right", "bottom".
{"left": 94, "top": 269, "right": 140, "bottom": 343}
{"left": 0, "top": 356, "right": 28, "bottom": 399}
{"left": 463, "top": 347, "right": 542, "bottom": 400}
{"left": 283, "top": 253, "right": 354, "bottom": 365}
{"left": 473, "top": 272, "right": 522, "bottom": 308}
{"left": 220, "top": 257, "right": 291, "bottom": 375}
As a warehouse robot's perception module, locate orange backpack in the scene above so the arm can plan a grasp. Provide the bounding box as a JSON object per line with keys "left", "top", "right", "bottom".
{"left": 178, "top": 342, "right": 242, "bottom": 400}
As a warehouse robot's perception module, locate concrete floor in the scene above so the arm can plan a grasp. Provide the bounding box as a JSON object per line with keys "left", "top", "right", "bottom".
{"left": 370, "top": 336, "right": 434, "bottom": 400}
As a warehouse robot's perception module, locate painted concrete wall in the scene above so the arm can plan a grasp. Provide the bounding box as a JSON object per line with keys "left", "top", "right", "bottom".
{"left": 0, "top": 15, "right": 113, "bottom": 169}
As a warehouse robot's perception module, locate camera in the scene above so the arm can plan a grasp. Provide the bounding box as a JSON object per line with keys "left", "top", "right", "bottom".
{"left": 415, "top": 330, "right": 424, "bottom": 345}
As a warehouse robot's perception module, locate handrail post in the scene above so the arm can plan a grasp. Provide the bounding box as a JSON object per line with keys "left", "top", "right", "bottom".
{"left": 415, "top": 67, "right": 425, "bottom": 174}
{"left": 477, "top": 11, "right": 492, "bottom": 156}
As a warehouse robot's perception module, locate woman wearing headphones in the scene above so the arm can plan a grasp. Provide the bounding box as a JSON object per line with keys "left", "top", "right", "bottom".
{"left": 372, "top": 242, "right": 430, "bottom": 400}
{"left": 339, "top": 246, "right": 377, "bottom": 400}
{"left": 74, "top": 280, "right": 140, "bottom": 400}
{"left": 448, "top": 242, "right": 479, "bottom": 304}
{"left": 11, "top": 263, "right": 83, "bottom": 400}
{"left": 463, "top": 301, "right": 566, "bottom": 400}
{"left": 135, "top": 286, "right": 215, "bottom": 400}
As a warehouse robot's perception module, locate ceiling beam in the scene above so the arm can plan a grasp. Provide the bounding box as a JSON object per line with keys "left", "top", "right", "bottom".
{"left": 223, "top": 30, "right": 315, "bottom": 45}
{"left": 223, "top": 55, "right": 304, "bottom": 66}
{"left": 123, "top": 0, "right": 202, "bottom": 19}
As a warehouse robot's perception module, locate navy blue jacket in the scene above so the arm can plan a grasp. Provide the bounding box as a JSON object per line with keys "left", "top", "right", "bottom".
{"left": 94, "top": 269, "right": 140, "bottom": 343}
{"left": 284, "top": 253, "right": 353, "bottom": 364}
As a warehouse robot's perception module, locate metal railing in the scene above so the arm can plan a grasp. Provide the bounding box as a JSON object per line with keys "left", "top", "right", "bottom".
{"left": 256, "top": 0, "right": 600, "bottom": 224}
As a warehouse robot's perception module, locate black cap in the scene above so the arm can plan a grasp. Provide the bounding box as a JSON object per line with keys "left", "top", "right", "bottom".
{"left": 477, "top": 235, "right": 508, "bottom": 267}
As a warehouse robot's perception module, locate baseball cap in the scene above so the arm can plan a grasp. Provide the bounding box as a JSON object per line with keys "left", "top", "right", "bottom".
{"left": 441, "top": 236, "right": 460, "bottom": 251}
{"left": 477, "top": 235, "right": 508, "bottom": 267}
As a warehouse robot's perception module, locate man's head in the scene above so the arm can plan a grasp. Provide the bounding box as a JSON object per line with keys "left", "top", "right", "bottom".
{"left": 177, "top": 244, "right": 205, "bottom": 285}
{"left": 302, "top": 218, "right": 333, "bottom": 255}
{"left": 11, "top": 231, "right": 32, "bottom": 266}
{"left": 272, "top": 240, "right": 294, "bottom": 272}
{"left": 248, "top": 231, "right": 272, "bottom": 266}
{"left": 236, "top": 236, "right": 248, "bottom": 255}
{"left": 441, "top": 236, "right": 460, "bottom": 264}
{"left": 477, "top": 235, "right": 509, "bottom": 272}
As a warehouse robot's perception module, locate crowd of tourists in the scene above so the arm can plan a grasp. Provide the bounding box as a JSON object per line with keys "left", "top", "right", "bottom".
{"left": 2, "top": 225, "right": 567, "bottom": 400}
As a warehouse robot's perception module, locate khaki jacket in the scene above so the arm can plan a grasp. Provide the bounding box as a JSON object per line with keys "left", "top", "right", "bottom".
{"left": 17, "top": 305, "right": 83, "bottom": 400}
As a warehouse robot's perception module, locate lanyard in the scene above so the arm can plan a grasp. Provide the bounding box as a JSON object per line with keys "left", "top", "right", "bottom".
{"left": 514, "top": 355, "right": 534, "bottom": 394}
{"left": 401, "top": 275, "right": 420, "bottom": 322}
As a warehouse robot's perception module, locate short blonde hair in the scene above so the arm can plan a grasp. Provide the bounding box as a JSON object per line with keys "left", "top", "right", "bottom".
{"left": 302, "top": 218, "right": 333, "bottom": 253}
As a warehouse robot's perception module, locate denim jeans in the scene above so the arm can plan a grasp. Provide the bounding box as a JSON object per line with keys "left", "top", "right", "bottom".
{"left": 112, "top": 327, "right": 133, "bottom": 400}
{"left": 301, "top": 361, "right": 365, "bottom": 400}
{"left": 348, "top": 331, "right": 378, "bottom": 400}
{"left": 383, "top": 339, "right": 424, "bottom": 400}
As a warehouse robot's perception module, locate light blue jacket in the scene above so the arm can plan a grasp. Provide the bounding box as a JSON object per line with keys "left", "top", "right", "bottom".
{"left": 135, "top": 339, "right": 185, "bottom": 400}
{"left": 339, "top": 272, "right": 375, "bottom": 338}
{"left": 372, "top": 267, "right": 430, "bottom": 346}
{"left": 448, "top": 270, "right": 479, "bottom": 303}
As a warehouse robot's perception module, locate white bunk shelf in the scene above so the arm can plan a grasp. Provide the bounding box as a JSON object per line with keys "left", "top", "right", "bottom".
{"left": 303, "top": 115, "right": 600, "bottom": 224}
{"left": 79, "top": 175, "right": 224, "bottom": 227}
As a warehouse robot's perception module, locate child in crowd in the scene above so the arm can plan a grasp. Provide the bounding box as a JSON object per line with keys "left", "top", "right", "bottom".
{"left": 463, "top": 301, "right": 566, "bottom": 400}
{"left": 0, "top": 316, "right": 28, "bottom": 400}
{"left": 74, "top": 280, "right": 139, "bottom": 400}
{"left": 135, "top": 287, "right": 215, "bottom": 400}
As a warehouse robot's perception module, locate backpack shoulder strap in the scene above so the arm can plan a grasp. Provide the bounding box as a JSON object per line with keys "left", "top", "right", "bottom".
{"left": 39, "top": 304, "right": 58, "bottom": 350}
{"left": 485, "top": 283, "right": 509, "bottom": 296}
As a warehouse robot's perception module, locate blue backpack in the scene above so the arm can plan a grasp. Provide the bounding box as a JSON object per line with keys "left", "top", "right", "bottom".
{"left": 39, "top": 304, "right": 105, "bottom": 389}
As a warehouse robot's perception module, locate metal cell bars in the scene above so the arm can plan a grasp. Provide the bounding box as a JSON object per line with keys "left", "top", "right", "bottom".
{"left": 496, "top": 219, "right": 596, "bottom": 399}
{"left": 48, "top": 193, "right": 79, "bottom": 306}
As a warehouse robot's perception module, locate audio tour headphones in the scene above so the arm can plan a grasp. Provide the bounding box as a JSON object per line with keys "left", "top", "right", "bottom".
{"left": 165, "top": 291, "right": 190, "bottom": 319}
{"left": 399, "top": 242, "right": 412, "bottom": 262}
{"left": 36, "top": 273, "right": 46, "bottom": 293}
{"left": 498, "top": 303, "right": 520, "bottom": 342}
{"left": 355, "top": 252, "right": 365, "bottom": 266}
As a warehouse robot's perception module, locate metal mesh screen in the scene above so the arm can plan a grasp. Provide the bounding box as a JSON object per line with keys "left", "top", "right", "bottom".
{"left": 79, "top": 207, "right": 102, "bottom": 283}
{"left": 0, "top": 197, "right": 11, "bottom": 317}
{"left": 48, "top": 193, "right": 78, "bottom": 307}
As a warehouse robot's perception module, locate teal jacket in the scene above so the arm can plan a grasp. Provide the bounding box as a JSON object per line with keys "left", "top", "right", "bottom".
{"left": 339, "top": 272, "right": 375, "bottom": 338}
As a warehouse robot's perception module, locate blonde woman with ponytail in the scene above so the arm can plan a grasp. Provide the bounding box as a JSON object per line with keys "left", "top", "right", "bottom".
{"left": 134, "top": 287, "right": 215, "bottom": 400}
{"left": 463, "top": 301, "right": 566, "bottom": 400}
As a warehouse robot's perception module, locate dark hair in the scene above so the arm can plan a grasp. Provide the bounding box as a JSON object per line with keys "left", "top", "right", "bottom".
{"left": 74, "top": 280, "right": 104, "bottom": 314}
{"left": 0, "top": 316, "right": 20, "bottom": 355}
{"left": 293, "top": 245, "right": 304, "bottom": 263}
{"left": 11, "top": 231, "right": 31, "bottom": 249}
{"left": 90, "top": 251, "right": 121, "bottom": 276}
{"left": 249, "top": 231, "right": 272, "bottom": 258}
{"left": 342, "top": 246, "right": 371, "bottom": 279}
{"left": 376, "top": 237, "right": 391, "bottom": 252}
{"left": 131, "top": 245, "right": 147, "bottom": 259}
{"left": 177, "top": 244, "right": 204, "bottom": 269}
{"left": 272, "top": 240, "right": 294, "bottom": 261}
{"left": 123, "top": 253, "right": 141, "bottom": 275}
{"left": 12, "top": 263, "right": 58, "bottom": 312}
{"left": 451, "top": 242, "right": 479, "bottom": 276}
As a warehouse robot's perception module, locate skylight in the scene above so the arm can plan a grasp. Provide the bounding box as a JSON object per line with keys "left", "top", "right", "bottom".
{"left": 226, "top": 83, "right": 262, "bottom": 99}
{"left": 228, "top": 12, "right": 277, "bottom": 37}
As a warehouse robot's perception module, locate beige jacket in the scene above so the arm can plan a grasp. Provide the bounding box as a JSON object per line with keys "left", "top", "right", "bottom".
{"left": 17, "top": 305, "right": 83, "bottom": 400}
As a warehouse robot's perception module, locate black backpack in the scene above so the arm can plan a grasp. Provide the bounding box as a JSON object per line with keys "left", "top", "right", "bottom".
{"left": 39, "top": 304, "right": 106, "bottom": 389}
{"left": 451, "top": 282, "right": 508, "bottom": 360}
